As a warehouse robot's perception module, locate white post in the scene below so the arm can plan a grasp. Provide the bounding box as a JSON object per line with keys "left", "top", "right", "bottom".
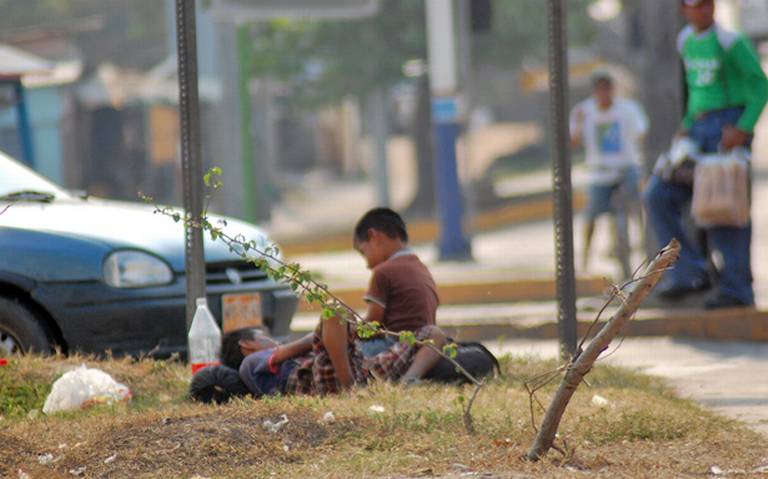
{"left": 427, "top": 0, "right": 458, "bottom": 95}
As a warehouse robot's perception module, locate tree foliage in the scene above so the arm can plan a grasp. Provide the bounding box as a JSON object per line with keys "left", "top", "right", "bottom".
{"left": 472, "top": 0, "right": 596, "bottom": 67}
{"left": 249, "top": 0, "right": 597, "bottom": 109}
{"left": 250, "top": 0, "right": 426, "bottom": 108}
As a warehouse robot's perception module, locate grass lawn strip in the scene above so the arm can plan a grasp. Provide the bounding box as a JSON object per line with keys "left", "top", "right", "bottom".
{"left": 1, "top": 354, "right": 765, "bottom": 478}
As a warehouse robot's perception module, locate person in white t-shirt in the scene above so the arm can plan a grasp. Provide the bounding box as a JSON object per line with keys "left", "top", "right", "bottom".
{"left": 570, "top": 71, "right": 649, "bottom": 275}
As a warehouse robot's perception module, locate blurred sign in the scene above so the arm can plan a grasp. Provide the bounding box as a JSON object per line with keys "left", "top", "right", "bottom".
{"left": 213, "top": 0, "right": 380, "bottom": 21}
{"left": 432, "top": 96, "right": 461, "bottom": 123}
{"left": 739, "top": 0, "right": 768, "bottom": 38}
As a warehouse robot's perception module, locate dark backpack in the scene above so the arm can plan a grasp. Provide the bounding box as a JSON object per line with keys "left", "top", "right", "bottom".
{"left": 189, "top": 365, "right": 251, "bottom": 404}
{"left": 424, "top": 342, "right": 500, "bottom": 384}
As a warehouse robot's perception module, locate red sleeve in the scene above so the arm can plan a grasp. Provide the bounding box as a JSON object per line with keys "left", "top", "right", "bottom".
{"left": 364, "top": 267, "right": 389, "bottom": 309}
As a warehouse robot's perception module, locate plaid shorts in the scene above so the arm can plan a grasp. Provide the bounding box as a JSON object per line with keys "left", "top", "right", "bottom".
{"left": 363, "top": 325, "right": 438, "bottom": 381}
{"left": 283, "top": 323, "right": 437, "bottom": 396}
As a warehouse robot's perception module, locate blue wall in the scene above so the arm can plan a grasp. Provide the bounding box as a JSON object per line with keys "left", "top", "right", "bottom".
{"left": 0, "top": 85, "right": 64, "bottom": 183}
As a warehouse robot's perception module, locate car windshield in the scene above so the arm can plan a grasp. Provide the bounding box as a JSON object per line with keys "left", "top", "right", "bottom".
{"left": 0, "top": 151, "right": 68, "bottom": 200}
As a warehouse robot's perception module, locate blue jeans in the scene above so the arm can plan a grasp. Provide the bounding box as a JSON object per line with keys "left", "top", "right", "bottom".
{"left": 359, "top": 337, "right": 397, "bottom": 357}
{"left": 643, "top": 107, "right": 754, "bottom": 305}
{"left": 586, "top": 166, "right": 641, "bottom": 221}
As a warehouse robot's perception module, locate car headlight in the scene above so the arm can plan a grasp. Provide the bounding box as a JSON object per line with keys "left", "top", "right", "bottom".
{"left": 103, "top": 251, "right": 173, "bottom": 288}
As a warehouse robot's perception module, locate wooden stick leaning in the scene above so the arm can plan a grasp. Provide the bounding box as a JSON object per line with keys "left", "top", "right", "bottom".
{"left": 526, "top": 239, "right": 681, "bottom": 461}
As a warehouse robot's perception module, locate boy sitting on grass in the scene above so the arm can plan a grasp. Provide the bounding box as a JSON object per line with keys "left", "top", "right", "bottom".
{"left": 233, "top": 207, "right": 446, "bottom": 397}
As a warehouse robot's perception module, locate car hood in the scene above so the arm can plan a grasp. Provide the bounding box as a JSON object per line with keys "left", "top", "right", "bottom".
{"left": 0, "top": 197, "right": 274, "bottom": 272}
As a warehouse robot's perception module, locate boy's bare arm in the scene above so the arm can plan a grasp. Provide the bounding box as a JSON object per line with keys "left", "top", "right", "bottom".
{"left": 321, "top": 316, "right": 354, "bottom": 388}
{"left": 271, "top": 333, "right": 314, "bottom": 363}
{"left": 401, "top": 327, "right": 447, "bottom": 382}
{"left": 365, "top": 302, "right": 385, "bottom": 325}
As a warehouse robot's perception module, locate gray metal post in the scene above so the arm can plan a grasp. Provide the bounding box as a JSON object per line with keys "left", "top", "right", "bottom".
{"left": 546, "top": 0, "right": 577, "bottom": 359}
{"left": 175, "top": 0, "right": 206, "bottom": 329}
{"left": 367, "top": 86, "right": 390, "bottom": 207}
{"left": 636, "top": 0, "right": 684, "bottom": 177}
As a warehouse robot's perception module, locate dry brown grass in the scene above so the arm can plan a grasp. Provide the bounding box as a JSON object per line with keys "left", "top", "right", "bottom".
{"left": 1, "top": 354, "right": 765, "bottom": 478}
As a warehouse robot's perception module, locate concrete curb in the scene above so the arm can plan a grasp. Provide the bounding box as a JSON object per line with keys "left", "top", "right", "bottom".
{"left": 428, "top": 308, "right": 768, "bottom": 343}
{"left": 292, "top": 307, "right": 768, "bottom": 343}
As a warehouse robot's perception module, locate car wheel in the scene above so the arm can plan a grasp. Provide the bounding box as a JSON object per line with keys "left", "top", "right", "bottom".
{"left": 0, "top": 297, "right": 52, "bottom": 354}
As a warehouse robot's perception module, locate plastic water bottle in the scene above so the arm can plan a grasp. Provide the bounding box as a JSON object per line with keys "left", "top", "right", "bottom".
{"left": 188, "top": 297, "right": 222, "bottom": 374}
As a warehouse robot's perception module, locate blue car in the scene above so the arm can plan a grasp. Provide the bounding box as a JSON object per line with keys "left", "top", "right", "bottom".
{"left": 0, "top": 151, "right": 297, "bottom": 356}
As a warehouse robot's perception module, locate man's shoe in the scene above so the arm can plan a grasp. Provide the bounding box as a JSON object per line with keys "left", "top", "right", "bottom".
{"left": 704, "top": 295, "right": 753, "bottom": 310}
{"left": 657, "top": 276, "right": 711, "bottom": 300}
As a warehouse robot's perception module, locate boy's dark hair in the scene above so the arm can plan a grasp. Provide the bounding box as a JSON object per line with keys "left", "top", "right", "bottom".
{"left": 591, "top": 70, "right": 613, "bottom": 88}
{"left": 353, "top": 208, "right": 408, "bottom": 244}
{"left": 221, "top": 328, "right": 264, "bottom": 369}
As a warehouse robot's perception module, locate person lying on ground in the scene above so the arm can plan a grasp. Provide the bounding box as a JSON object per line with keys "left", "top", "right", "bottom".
{"left": 235, "top": 320, "right": 446, "bottom": 397}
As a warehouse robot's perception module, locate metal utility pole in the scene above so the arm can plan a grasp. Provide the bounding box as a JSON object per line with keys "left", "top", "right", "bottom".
{"left": 237, "top": 23, "right": 259, "bottom": 222}
{"left": 426, "top": 0, "right": 472, "bottom": 261}
{"left": 636, "top": 0, "right": 685, "bottom": 176}
{"left": 175, "top": 0, "right": 206, "bottom": 329}
{"left": 546, "top": 0, "right": 577, "bottom": 359}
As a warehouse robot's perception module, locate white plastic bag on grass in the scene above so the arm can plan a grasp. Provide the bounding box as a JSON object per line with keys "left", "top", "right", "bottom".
{"left": 43, "top": 365, "right": 131, "bottom": 414}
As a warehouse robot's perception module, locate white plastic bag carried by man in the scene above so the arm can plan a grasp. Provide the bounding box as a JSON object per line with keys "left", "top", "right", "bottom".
{"left": 42, "top": 365, "right": 132, "bottom": 414}
{"left": 655, "top": 139, "right": 751, "bottom": 228}
{"left": 691, "top": 149, "right": 750, "bottom": 228}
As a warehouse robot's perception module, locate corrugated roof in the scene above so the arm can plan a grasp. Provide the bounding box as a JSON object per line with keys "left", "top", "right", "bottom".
{"left": 0, "top": 43, "right": 52, "bottom": 79}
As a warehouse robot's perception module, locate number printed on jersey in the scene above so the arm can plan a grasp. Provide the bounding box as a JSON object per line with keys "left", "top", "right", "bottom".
{"left": 686, "top": 58, "right": 721, "bottom": 87}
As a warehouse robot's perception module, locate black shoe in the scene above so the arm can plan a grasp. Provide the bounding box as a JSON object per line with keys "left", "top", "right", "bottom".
{"left": 657, "top": 276, "right": 711, "bottom": 300}
{"left": 704, "top": 295, "right": 753, "bottom": 310}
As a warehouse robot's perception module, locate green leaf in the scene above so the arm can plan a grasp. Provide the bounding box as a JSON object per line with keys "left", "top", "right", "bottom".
{"left": 357, "top": 321, "right": 380, "bottom": 339}
{"left": 398, "top": 331, "right": 417, "bottom": 346}
{"left": 204, "top": 166, "right": 223, "bottom": 188}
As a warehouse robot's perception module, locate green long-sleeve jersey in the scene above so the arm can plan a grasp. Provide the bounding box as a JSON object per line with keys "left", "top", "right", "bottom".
{"left": 678, "top": 23, "right": 768, "bottom": 133}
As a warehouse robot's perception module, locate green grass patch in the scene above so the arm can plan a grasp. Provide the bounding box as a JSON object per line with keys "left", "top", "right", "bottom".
{"left": 0, "top": 354, "right": 190, "bottom": 419}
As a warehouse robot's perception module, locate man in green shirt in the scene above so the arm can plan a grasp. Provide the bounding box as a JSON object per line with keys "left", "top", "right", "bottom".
{"left": 644, "top": 0, "right": 768, "bottom": 309}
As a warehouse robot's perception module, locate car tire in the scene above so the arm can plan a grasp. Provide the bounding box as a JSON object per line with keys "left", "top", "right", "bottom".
{"left": 0, "top": 296, "right": 52, "bottom": 354}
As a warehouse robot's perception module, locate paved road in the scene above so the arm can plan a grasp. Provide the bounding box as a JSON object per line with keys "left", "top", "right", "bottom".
{"left": 485, "top": 337, "right": 768, "bottom": 437}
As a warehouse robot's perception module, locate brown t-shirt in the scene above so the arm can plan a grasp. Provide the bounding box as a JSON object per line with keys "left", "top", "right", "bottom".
{"left": 364, "top": 252, "right": 439, "bottom": 332}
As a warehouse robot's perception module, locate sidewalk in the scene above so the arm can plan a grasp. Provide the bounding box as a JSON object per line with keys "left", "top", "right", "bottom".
{"left": 485, "top": 337, "right": 768, "bottom": 437}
